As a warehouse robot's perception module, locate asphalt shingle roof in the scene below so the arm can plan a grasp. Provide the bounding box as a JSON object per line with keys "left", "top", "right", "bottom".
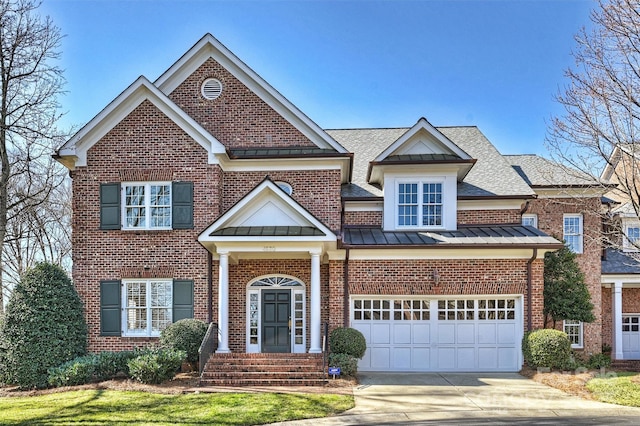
{"left": 504, "top": 154, "right": 598, "bottom": 187}
{"left": 326, "top": 127, "right": 535, "bottom": 199}
{"left": 602, "top": 248, "right": 640, "bottom": 274}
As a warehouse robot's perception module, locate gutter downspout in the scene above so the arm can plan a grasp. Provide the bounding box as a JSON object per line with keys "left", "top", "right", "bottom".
{"left": 207, "top": 250, "right": 213, "bottom": 323}
{"left": 526, "top": 248, "right": 537, "bottom": 332}
{"left": 344, "top": 247, "right": 350, "bottom": 327}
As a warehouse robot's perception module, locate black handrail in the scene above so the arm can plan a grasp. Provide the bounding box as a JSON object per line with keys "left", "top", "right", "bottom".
{"left": 198, "top": 322, "right": 218, "bottom": 375}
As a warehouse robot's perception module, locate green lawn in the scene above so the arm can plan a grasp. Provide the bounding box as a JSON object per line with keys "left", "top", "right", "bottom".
{"left": 586, "top": 372, "right": 640, "bottom": 407}
{"left": 0, "top": 390, "right": 354, "bottom": 425}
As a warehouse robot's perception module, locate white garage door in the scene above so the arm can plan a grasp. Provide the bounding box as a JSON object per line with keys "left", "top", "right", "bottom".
{"left": 622, "top": 315, "right": 640, "bottom": 359}
{"left": 351, "top": 296, "right": 522, "bottom": 372}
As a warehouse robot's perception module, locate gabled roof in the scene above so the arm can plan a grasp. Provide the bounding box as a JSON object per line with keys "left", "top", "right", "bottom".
{"left": 155, "top": 33, "right": 347, "bottom": 154}
{"left": 198, "top": 178, "right": 337, "bottom": 251}
{"left": 55, "top": 76, "right": 226, "bottom": 169}
{"left": 328, "top": 125, "right": 535, "bottom": 199}
{"left": 601, "top": 144, "right": 640, "bottom": 182}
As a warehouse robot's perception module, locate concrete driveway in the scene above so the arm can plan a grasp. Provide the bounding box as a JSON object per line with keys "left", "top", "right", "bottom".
{"left": 273, "top": 372, "right": 640, "bottom": 425}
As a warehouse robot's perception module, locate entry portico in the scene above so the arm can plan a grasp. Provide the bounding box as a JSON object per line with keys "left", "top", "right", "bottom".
{"left": 198, "top": 178, "right": 337, "bottom": 354}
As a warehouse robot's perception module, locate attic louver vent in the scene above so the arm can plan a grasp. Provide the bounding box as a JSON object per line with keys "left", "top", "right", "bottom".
{"left": 201, "top": 78, "right": 223, "bottom": 100}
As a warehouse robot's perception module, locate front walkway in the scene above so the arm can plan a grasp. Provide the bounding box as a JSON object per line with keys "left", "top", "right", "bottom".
{"left": 272, "top": 372, "right": 640, "bottom": 425}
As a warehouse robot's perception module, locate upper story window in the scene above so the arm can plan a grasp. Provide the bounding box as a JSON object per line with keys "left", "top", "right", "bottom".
{"left": 397, "top": 181, "right": 443, "bottom": 227}
{"left": 624, "top": 223, "right": 640, "bottom": 251}
{"left": 123, "top": 182, "right": 172, "bottom": 230}
{"left": 522, "top": 214, "right": 537, "bottom": 228}
{"left": 563, "top": 214, "right": 583, "bottom": 254}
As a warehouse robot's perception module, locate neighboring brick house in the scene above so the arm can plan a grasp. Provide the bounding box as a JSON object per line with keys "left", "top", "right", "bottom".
{"left": 56, "top": 33, "right": 630, "bottom": 374}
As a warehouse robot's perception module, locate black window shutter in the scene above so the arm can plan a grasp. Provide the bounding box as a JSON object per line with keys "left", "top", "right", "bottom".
{"left": 100, "top": 183, "right": 121, "bottom": 230}
{"left": 173, "top": 279, "right": 194, "bottom": 322}
{"left": 100, "top": 280, "right": 121, "bottom": 336}
{"left": 172, "top": 182, "right": 194, "bottom": 229}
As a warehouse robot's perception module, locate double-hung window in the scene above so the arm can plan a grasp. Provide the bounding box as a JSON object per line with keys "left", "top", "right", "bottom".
{"left": 563, "top": 214, "right": 583, "bottom": 254}
{"left": 123, "top": 279, "right": 173, "bottom": 337}
{"left": 397, "top": 182, "right": 443, "bottom": 227}
{"left": 563, "top": 320, "right": 583, "bottom": 348}
{"left": 123, "top": 182, "right": 171, "bottom": 230}
{"left": 522, "top": 214, "right": 538, "bottom": 228}
{"left": 625, "top": 225, "right": 640, "bottom": 251}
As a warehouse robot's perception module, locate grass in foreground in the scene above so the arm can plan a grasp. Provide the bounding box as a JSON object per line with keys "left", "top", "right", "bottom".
{"left": 0, "top": 390, "right": 354, "bottom": 425}
{"left": 586, "top": 372, "right": 640, "bottom": 407}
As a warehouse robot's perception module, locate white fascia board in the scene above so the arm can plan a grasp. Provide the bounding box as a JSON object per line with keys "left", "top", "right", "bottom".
{"left": 601, "top": 275, "right": 640, "bottom": 286}
{"left": 344, "top": 201, "right": 384, "bottom": 212}
{"left": 534, "top": 187, "right": 607, "bottom": 198}
{"left": 56, "top": 76, "right": 225, "bottom": 169}
{"left": 219, "top": 156, "right": 350, "bottom": 183}
{"left": 198, "top": 179, "right": 337, "bottom": 242}
{"left": 373, "top": 117, "right": 472, "bottom": 162}
{"left": 457, "top": 199, "right": 525, "bottom": 211}
{"left": 208, "top": 241, "right": 334, "bottom": 259}
{"left": 154, "top": 34, "right": 347, "bottom": 154}
{"left": 345, "top": 247, "right": 554, "bottom": 260}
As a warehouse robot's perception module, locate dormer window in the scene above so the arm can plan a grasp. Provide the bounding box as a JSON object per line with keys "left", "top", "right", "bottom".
{"left": 397, "top": 181, "right": 443, "bottom": 227}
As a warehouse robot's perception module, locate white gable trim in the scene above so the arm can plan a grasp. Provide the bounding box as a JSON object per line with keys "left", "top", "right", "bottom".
{"left": 198, "top": 179, "right": 337, "bottom": 248}
{"left": 155, "top": 34, "right": 347, "bottom": 154}
{"left": 56, "top": 76, "right": 226, "bottom": 169}
{"left": 373, "top": 117, "right": 472, "bottom": 162}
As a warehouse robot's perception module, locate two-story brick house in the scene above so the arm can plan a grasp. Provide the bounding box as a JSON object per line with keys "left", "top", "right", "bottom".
{"left": 56, "top": 34, "right": 633, "bottom": 377}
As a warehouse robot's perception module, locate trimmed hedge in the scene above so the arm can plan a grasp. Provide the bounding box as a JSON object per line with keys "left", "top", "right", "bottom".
{"left": 329, "top": 327, "right": 366, "bottom": 359}
{"left": 127, "top": 348, "right": 186, "bottom": 384}
{"left": 94, "top": 350, "right": 137, "bottom": 380}
{"left": 328, "top": 353, "right": 359, "bottom": 377}
{"left": 522, "top": 329, "right": 571, "bottom": 369}
{"left": 0, "top": 263, "right": 87, "bottom": 389}
{"left": 160, "top": 318, "right": 207, "bottom": 365}
{"left": 48, "top": 356, "right": 98, "bottom": 387}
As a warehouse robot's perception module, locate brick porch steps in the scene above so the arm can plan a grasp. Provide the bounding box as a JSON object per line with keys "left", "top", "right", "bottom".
{"left": 200, "top": 353, "right": 327, "bottom": 386}
{"left": 611, "top": 360, "right": 640, "bottom": 371}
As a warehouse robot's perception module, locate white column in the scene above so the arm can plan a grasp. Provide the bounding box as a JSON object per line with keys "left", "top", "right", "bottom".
{"left": 613, "top": 281, "right": 624, "bottom": 360}
{"left": 216, "top": 251, "right": 231, "bottom": 353}
{"left": 309, "top": 251, "right": 322, "bottom": 353}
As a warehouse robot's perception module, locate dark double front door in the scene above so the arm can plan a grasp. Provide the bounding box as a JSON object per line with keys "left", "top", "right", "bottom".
{"left": 262, "top": 290, "right": 291, "bottom": 353}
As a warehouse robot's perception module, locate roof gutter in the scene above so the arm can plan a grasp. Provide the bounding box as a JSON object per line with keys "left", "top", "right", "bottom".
{"left": 527, "top": 248, "right": 538, "bottom": 332}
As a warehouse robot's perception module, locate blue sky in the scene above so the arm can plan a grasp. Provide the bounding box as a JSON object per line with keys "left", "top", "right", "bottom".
{"left": 42, "top": 0, "right": 595, "bottom": 155}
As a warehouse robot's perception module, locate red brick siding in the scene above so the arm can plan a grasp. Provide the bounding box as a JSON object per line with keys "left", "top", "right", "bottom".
{"left": 343, "top": 211, "right": 383, "bottom": 227}
{"left": 527, "top": 197, "right": 603, "bottom": 353}
{"left": 457, "top": 209, "right": 521, "bottom": 225}
{"left": 222, "top": 170, "right": 342, "bottom": 232}
{"left": 343, "top": 258, "right": 544, "bottom": 331}
{"left": 218, "top": 259, "right": 329, "bottom": 352}
{"left": 168, "top": 58, "right": 316, "bottom": 149}
{"left": 72, "top": 100, "right": 221, "bottom": 352}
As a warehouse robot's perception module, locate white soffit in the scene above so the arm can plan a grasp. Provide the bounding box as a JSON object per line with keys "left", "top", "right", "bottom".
{"left": 154, "top": 34, "right": 347, "bottom": 154}
{"left": 56, "top": 76, "right": 226, "bottom": 169}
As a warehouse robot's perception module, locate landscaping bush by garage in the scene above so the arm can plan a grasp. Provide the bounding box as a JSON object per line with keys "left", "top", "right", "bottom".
{"left": 329, "top": 327, "right": 366, "bottom": 359}
{"left": 328, "top": 353, "right": 359, "bottom": 377}
{"left": 522, "top": 329, "right": 571, "bottom": 369}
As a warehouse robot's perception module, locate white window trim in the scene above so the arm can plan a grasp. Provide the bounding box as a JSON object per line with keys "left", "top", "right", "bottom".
{"left": 563, "top": 320, "right": 583, "bottom": 349}
{"left": 122, "top": 278, "right": 173, "bottom": 337}
{"left": 122, "top": 181, "right": 172, "bottom": 230}
{"left": 522, "top": 213, "right": 538, "bottom": 228}
{"left": 395, "top": 179, "right": 445, "bottom": 229}
{"left": 623, "top": 223, "right": 640, "bottom": 252}
{"left": 563, "top": 213, "right": 583, "bottom": 254}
